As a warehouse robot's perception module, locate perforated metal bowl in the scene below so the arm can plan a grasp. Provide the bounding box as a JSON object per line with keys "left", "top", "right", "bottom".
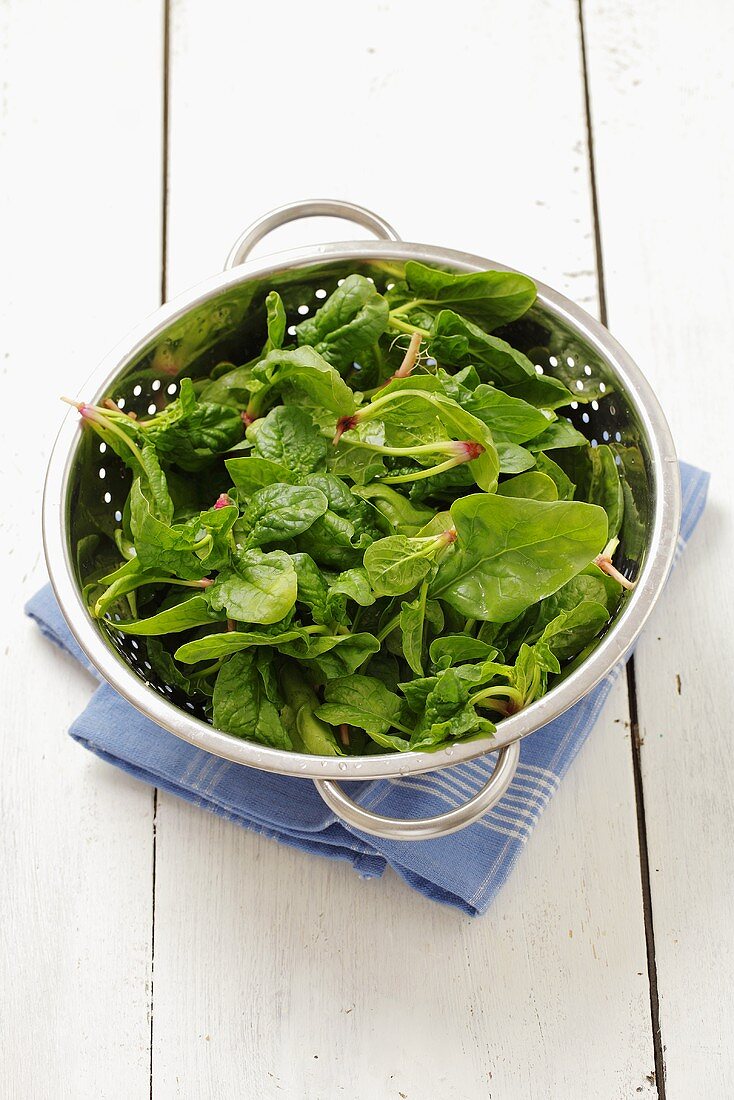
{"left": 43, "top": 200, "right": 680, "bottom": 839}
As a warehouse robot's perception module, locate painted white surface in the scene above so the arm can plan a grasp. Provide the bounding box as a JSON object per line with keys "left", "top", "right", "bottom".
{"left": 0, "top": 0, "right": 163, "bottom": 1095}
{"left": 586, "top": 1, "right": 734, "bottom": 1094}
{"left": 1, "top": 0, "right": 729, "bottom": 1095}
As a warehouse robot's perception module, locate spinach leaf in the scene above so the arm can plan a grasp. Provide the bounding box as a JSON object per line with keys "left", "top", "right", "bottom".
{"left": 130, "top": 479, "right": 237, "bottom": 580}
{"left": 400, "top": 581, "right": 429, "bottom": 676}
{"left": 534, "top": 451, "right": 576, "bottom": 500}
{"left": 315, "top": 674, "right": 409, "bottom": 741}
{"left": 282, "top": 631, "right": 380, "bottom": 675}
{"left": 403, "top": 262, "right": 536, "bottom": 329}
{"left": 536, "top": 601, "right": 611, "bottom": 662}
{"left": 527, "top": 418, "right": 588, "bottom": 451}
{"left": 353, "top": 483, "right": 435, "bottom": 536}
{"left": 496, "top": 441, "right": 537, "bottom": 474}
{"left": 111, "top": 594, "right": 223, "bottom": 636}
{"left": 199, "top": 362, "right": 253, "bottom": 408}
{"left": 559, "top": 444, "right": 625, "bottom": 539}
{"left": 207, "top": 549, "right": 297, "bottom": 624}
{"left": 296, "top": 274, "right": 389, "bottom": 370}
{"left": 427, "top": 310, "right": 572, "bottom": 407}
{"left": 461, "top": 382, "right": 553, "bottom": 444}
{"left": 247, "top": 346, "right": 357, "bottom": 418}
{"left": 174, "top": 626, "right": 307, "bottom": 663}
{"left": 145, "top": 379, "right": 244, "bottom": 470}
{"left": 430, "top": 493, "right": 608, "bottom": 621}
{"left": 406, "top": 667, "right": 495, "bottom": 750}
{"left": 429, "top": 635, "right": 498, "bottom": 667}
{"left": 279, "top": 663, "right": 344, "bottom": 755}
{"left": 326, "top": 566, "right": 375, "bottom": 606}
{"left": 364, "top": 530, "right": 454, "bottom": 597}
{"left": 497, "top": 471, "right": 558, "bottom": 501}
{"left": 235, "top": 483, "right": 329, "bottom": 547}
{"left": 145, "top": 638, "right": 214, "bottom": 697}
{"left": 264, "top": 291, "right": 287, "bottom": 352}
{"left": 225, "top": 455, "right": 295, "bottom": 498}
{"left": 212, "top": 651, "right": 292, "bottom": 749}
{"left": 253, "top": 405, "right": 328, "bottom": 477}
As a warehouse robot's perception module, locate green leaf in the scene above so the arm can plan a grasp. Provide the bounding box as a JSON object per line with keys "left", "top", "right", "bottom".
{"left": 207, "top": 548, "right": 297, "bottom": 624}
{"left": 353, "top": 483, "right": 435, "bottom": 536}
{"left": 145, "top": 638, "right": 214, "bottom": 697}
{"left": 326, "top": 566, "right": 375, "bottom": 607}
{"left": 225, "top": 455, "right": 295, "bottom": 498}
{"left": 296, "top": 274, "right": 389, "bottom": 369}
{"left": 264, "top": 290, "right": 287, "bottom": 352}
{"left": 496, "top": 441, "right": 537, "bottom": 474}
{"left": 497, "top": 471, "right": 558, "bottom": 501}
{"left": 528, "top": 418, "right": 588, "bottom": 451}
{"left": 315, "top": 675, "right": 407, "bottom": 740}
{"left": 110, "top": 594, "right": 223, "bottom": 636}
{"left": 406, "top": 667, "right": 495, "bottom": 750}
{"left": 534, "top": 451, "right": 575, "bottom": 500}
{"left": 130, "top": 479, "right": 237, "bottom": 580}
{"left": 145, "top": 379, "right": 244, "bottom": 470}
{"left": 139, "top": 443, "right": 174, "bottom": 523}
{"left": 174, "top": 626, "right": 306, "bottom": 663}
{"left": 427, "top": 309, "right": 572, "bottom": 407}
{"left": 199, "top": 362, "right": 253, "bottom": 407}
{"left": 295, "top": 473, "right": 378, "bottom": 570}
{"left": 295, "top": 702, "right": 344, "bottom": 754}
{"left": 253, "top": 405, "right": 328, "bottom": 477}
{"left": 429, "top": 635, "right": 498, "bottom": 667}
{"left": 248, "top": 346, "right": 357, "bottom": 417}
{"left": 279, "top": 631, "right": 379, "bottom": 670}
{"left": 430, "top": 493, "right": 608, "bottom": 622}
{"left": 559, "top": 444, "right": 625, "bottom": 540}
{"left": 462, "top": 383, "right": 554, "bottom": 444}
{"left": 235, "top": 483, "right": 329, "bottom": 547}
{"left": 364, "top": 531, "right": 453, "bottom": 597}
{"left": 404, "top": 262, "right": 536, "bottom": 329}
{"left": 212, "top": 651, "right": 292, "bottom": 749}
{"left": 537, "top": 601, "right": 611, "bottom": 663}
{"left": 400, "top": 582, "right": 428, "bottom": 676}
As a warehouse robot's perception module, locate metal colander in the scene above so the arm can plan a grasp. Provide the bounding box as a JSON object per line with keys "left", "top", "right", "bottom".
{"left": 43, "top": 200, "right": 680, "bottom": 840}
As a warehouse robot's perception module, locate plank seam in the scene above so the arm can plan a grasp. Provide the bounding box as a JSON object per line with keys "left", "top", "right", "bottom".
{"left": 577, "top": 2, "right": 666, "bottom": 1096}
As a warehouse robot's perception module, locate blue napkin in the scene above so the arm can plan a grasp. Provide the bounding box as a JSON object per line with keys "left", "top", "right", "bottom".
{"left": 27, "top": 462, "right": 708, "bottom": 915}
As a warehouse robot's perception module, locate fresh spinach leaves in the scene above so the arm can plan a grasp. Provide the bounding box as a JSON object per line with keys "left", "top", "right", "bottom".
{"left": 73, "top": 259, "right": 631, "bottom": 758}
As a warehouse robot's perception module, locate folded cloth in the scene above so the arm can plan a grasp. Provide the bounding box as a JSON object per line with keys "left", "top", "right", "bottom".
{"left": 26, "top": 462, "right": 709, "bottom": 915}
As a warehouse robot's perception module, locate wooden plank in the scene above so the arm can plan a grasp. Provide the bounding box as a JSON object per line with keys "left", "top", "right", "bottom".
{"left": 585, "top": 0, "right": 734, "bottom": 1093}
{"left": 153, "top": 1, "right": 659, "bottom": 1096}
{"left": 0, "top": 1, "right": 164, "bottom": 1094}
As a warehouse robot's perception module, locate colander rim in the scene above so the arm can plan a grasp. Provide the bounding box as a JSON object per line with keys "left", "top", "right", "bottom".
{"left": 43, "top": 239, "right": 681, "bottom": 781}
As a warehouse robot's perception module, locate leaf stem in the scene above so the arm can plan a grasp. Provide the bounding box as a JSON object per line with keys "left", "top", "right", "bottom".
{"left": 376, "top": 612, "right": 401, "bottom": 642}
{"left": 387, "top": 315, "right": 431, "bottom": 338}
{"left": 393, "top": 331, "right": 423, "bottom": 378}
{"left": 470, "top": 684, "right": 525, "bottom": 708}
{"left": 380, "top": 454, "right": 467, "bottom": 484}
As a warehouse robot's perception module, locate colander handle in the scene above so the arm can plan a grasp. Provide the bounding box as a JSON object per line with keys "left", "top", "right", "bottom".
{"left": 224, "top": 199, "right": 402, "bottom": 269}
{"left": 312, "top": 740, "right": 521, "bottom": 841}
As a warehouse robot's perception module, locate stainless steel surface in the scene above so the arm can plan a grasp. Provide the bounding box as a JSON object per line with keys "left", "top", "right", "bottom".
{"left": 225, "top": 199, "right": 401, "bottom": 269}
{"left": 43, "top": 198, "right": 681, "bottom": 840}
{"left": 314, "top": 741, "right": 521, "bottom": 840}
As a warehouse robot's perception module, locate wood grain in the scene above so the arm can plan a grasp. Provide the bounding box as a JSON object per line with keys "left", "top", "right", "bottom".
{"left": 151, "top": 2, "right": 657, "bottom": 1095}
{"left": 0, "top": 1, "right": 163, "bottom": 1094}
{"left": 586, "top": 0, "right": 734, "bottom": 1093}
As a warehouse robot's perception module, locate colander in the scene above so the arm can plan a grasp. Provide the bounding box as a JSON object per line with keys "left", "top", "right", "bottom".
{"left": 43, "top": 200, "right": 681, "bottom": 840}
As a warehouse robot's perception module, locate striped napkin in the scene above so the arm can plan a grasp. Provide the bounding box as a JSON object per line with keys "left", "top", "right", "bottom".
{"left": 26, "top": 462, "right": 708, "bottom": 915}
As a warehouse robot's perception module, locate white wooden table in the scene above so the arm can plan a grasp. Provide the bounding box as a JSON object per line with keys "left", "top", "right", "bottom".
{"left": 2, "top": 2, "right": 731, "bottom": 1096}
